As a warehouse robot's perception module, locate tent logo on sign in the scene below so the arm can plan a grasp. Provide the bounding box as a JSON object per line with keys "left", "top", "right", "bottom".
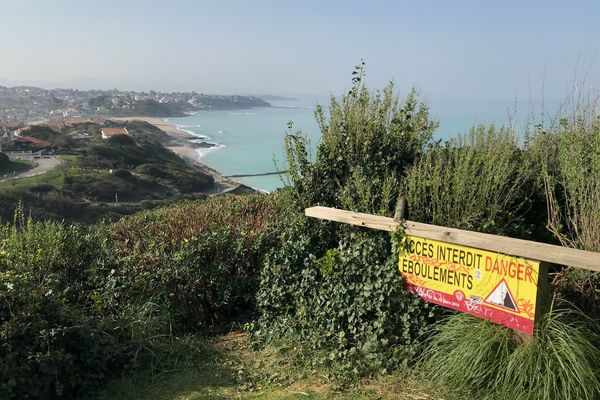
{"left": 484, "top": 279, "right": 519, "bottom": 313}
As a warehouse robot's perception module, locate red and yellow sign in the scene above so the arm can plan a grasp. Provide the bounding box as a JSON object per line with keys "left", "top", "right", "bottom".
{"left": 398, "top": 235, "right": 541, "bottom": 335}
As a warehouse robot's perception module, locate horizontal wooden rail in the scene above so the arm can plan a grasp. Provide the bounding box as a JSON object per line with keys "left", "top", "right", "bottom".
{"left": 305, "top": 206, "right": 600, "bottom": 272}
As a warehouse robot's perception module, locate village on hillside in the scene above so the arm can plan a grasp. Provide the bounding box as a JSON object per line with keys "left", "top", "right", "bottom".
{"left": 0, "top": 85, "right": 270, "bottom": 122}
{"left": 0, "top": 118, "right": 130, "bottom": 161}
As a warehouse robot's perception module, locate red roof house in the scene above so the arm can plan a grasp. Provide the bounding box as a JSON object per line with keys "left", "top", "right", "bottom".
{"left": 20, "top": 135, "right": 52, "bottom": 147}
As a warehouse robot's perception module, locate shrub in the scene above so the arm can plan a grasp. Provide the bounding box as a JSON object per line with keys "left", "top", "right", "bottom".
{"left": 0, "top": 152, "right": 9, "bottom": 168}
{"left": 419, "top": 308, "right": 600, "bottom": 400}
{"left": 108, "top": 134, "right": 136, "bottom": 146}
{"left": 0, "top": 206, "right": 234, "bottom": 399}
{"left": 170, "top": 171, "right": 213, "bottom": 192}
{"left": 107, "top": 194, "right": 290, "bottom": 331}
{"left": 541, "top": 116, "right": 600, "bottom": 251}
{"left": 113, "top": 169, "right": 132, "bottom": 179}
{"left": 0, "top": 209, "right": 128, "bottom": 399}
{"left": 84, "top": 139, "right": 182, "bottom": 170}
{"left": 284, "top": 62, "right": 437, "bottom": 215}
{"left": 135, "top": 163, "right": 166, "bottom": 178}
{"left": 29, "top": 183, "right": 54, "bottom": 193}
{"left": 536, "top": 91, "right": 600, "bottom": 314}
{"left": 135, "top": 163, "right": 214, "bottom": 192}
{"left": 254, "top": 67, "right": 437, "bottom": 378}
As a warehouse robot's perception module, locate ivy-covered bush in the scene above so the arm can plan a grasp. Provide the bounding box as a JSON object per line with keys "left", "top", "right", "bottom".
{"left": 253, "top": 67, "right": 439, "bottom": 377}
{"left": 253, "top": 214, "right": 435, "bottom": 378}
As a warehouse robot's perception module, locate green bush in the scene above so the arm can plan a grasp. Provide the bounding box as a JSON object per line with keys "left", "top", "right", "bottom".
{"left": 419, "top": 309, "right": 600, "bottom": 400}
{"left": 29, "top": 183, "right": 55, "bottom": 193}
{"left": 170, "top": 171, "right": 213, "bottom": 192}
{"left": 0, "top": 195, "right": 284, "bottom": 398}
{"left": 135, "top": 163, "right": 214, "bottom": 192}
{"left": 113, "top": 169, "right": 132, "bottom": 179}
{"left": 254, "top": 67, "right": 438, "bottom": 378}
{"left": 83, "top": 138, "right": 183, "bottom": 170}
{"left": 107, "top": 194, "right": 290, "bottom": 331}
{"left": 135, "top": 163, "right": 166, "bottom": 178}
{"left": 108, "top": 134, "right": 136, "bottom": 147}
{"left": 536, "top": 97, "right": 600, "bottom": 315}
{"left": 0, "top": 209, "right": 129, "bottom": 399}
{"left": 540, "top": 117, "right": 600, "bottom": 238}
{"left": 284, "top": 63, "right": 437, "bottom": 215}
{"left": 0, "top": 152, "right": 9, "bottom": 168}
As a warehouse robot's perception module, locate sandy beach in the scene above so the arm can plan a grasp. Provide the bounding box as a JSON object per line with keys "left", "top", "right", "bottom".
{"left": 111, "top": 116, "right": 200, "bottom": 158}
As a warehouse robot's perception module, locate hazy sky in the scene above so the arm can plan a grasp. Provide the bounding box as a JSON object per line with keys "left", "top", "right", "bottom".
{"left": 0, "top": 0, "right": 598, "bottom": 101}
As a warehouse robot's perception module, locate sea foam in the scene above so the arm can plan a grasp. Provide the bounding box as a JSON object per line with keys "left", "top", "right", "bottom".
{"left": 195, "top": 144, "right": 226, "bottom": 159}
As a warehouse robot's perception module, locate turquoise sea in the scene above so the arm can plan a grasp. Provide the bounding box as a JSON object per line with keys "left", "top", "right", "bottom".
{"left": 168, "top": 97, "right": 512, "bottom": 192}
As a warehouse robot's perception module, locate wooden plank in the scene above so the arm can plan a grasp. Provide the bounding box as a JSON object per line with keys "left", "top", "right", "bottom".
{"left": 306, "top": 206, "right": 397, "bottom": 231}
{"left": 305, "top": 206, "right": 600, "bottom": 272}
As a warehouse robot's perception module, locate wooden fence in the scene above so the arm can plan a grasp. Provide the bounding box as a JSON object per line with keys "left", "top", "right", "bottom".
{"left": 305, "top": 206, "right": 600, "bottom": 272}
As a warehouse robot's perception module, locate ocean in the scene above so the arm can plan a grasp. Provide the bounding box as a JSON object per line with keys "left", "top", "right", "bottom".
{"left": 168, "top": 97, "right": 512, "bottom": 192}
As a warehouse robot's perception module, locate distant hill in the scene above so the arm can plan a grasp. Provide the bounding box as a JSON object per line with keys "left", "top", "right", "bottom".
{"left": 0, "top": 86, "right": 271, "bottom": 122}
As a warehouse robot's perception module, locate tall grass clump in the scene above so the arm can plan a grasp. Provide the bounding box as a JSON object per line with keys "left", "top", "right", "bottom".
{"left": 419, "top": 309, "right": 600, "bottom": 400}
{"left": 536, "top": 88, "right": 600, "bottom": 313}
{"left": 403, "top": 125, "right": 534, "bottom": 236}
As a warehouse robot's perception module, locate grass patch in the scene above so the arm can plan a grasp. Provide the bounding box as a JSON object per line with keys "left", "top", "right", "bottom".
{"left": 0, "top": 170, "right": 67, "bottom": 190}
{"left": 0, "top": 169, "right": 111, "bottom": 191}
{"left": 95, "top": 333, "right": 451, "bottom": 400}
{"left": 419, "top": 309, "right": 600, "bottom": 400}
{"left": 60, "top": 154, "right": 81, "bottom": 168}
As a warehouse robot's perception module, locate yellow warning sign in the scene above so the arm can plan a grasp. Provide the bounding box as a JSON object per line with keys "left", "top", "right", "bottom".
{"left": 398, "top": 235, "right": 541, "bottom": 334}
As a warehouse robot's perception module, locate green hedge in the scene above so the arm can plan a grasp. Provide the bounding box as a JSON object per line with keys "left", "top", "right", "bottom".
{"left": 0, "top": 211, "right": 129, "bottom": 399}
{"left": 106, "top": 194, "right": 290, "bottom": 331}
{"left": 0, "top": 195, "right": 289, "bottom": 398}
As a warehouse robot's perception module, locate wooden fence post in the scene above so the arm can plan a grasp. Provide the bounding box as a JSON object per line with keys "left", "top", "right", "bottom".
{"left": 393, "top": 196, "right": 409, "bottom": 222}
